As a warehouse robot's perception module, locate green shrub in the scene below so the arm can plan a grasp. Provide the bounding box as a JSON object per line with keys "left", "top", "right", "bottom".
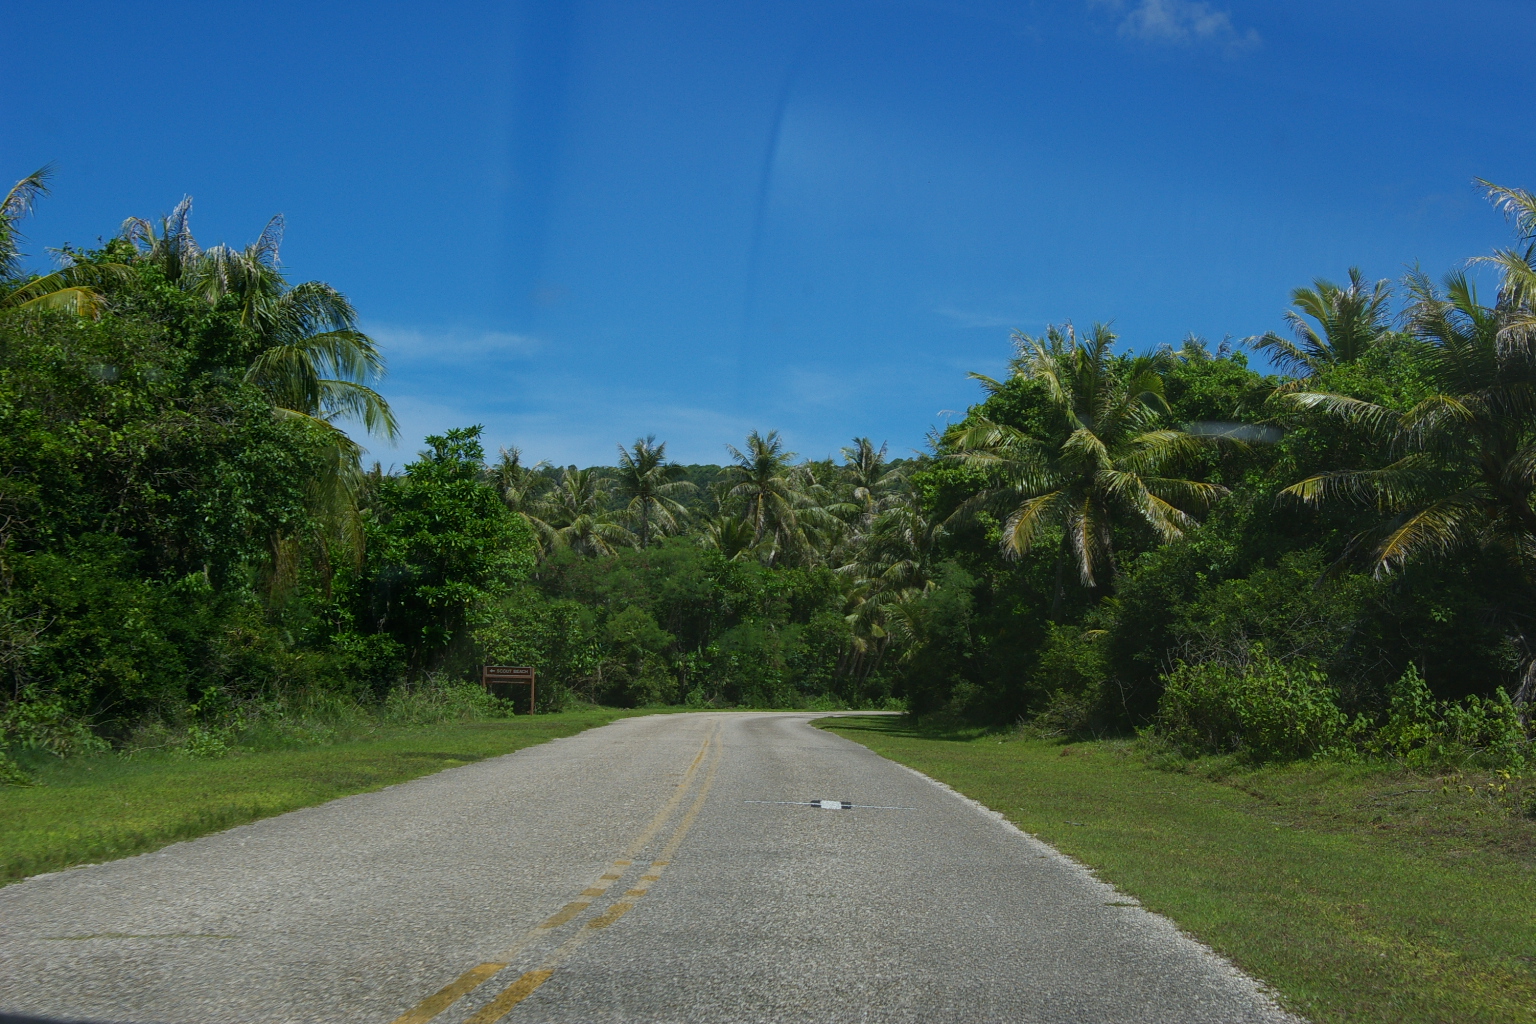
{"left": 0, "top": 749, "right": 33, "bottom": 786}
{"left": 1026, "top": 623, "right": 1107, "bottom": 736}
{"left": 1369, "top": 664, "right": 1529, "bottom": 771}
{"left": 176, "top": 723, "right": 233, "bottom": 759}
{"left": 1157, "top": 652, "right": 1346, "bottom": 761}
{"left": 0, "top": 695, "right": 111, "bottom": 758}
{"left": 381, "top": 678, "right": 510, "bottom": 726}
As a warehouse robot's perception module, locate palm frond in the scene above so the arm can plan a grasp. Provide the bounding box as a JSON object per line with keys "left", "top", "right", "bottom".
{"left": 1478, "top": 179, "right": 1536, "bottom": 242}
{"left": 999, "top": 490, "right": 1064, "bottom": 558}
{"left": 0, "top": 165, "right": 53, "bottom": 280}
{"left": 1285, "top": 391, "right": 1402, "bottom": 435}
{"left": 1373, "top": 495, "right": 1482, "bottom": 576}
{"left": 1280, "top": 454, "right": 1440, "bottom": 510}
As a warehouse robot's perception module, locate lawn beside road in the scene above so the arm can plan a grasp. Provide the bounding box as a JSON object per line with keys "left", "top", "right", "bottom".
{"left": 1, "top": 708, "right": 638, "bottom": 885}
{"left": 820, "top": 714, "right": 1536, "bottom": 1024}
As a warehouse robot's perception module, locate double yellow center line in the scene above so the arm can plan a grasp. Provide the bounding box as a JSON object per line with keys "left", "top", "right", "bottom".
{"left": 389, "top": 722, "right": 724, "bottom": 1024}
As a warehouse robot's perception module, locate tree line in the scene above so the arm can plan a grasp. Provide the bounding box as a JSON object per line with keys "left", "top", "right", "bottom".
{"left": 3, "top": 165, "right": 1536, "bottom": 770}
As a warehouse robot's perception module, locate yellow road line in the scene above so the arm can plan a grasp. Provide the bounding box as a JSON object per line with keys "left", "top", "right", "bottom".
{"left": 461, "top": 970, "right": 553, "bottom": 1024}
{"left": 461, "top": 732, "right": 729, "bottom": 1024}
{"left": 388, "top": 962, "right": 507, "bottom": 1024}
{"left": 386, "top": 723, "right": 720, "bottom": 1024}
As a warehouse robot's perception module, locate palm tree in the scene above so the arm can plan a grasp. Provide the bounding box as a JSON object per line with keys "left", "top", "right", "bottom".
{"left": 841, "top": 438, "right": 907, "bottom": 518}
{"left": 1, "top": 166, "right": 128, "bottom": 315}
{"left": 1280, "top": 181, "right": 1536, "bottom": 589}
{"left": 492, "top": 446, "right": 554, "bottom": 552}
{"left": 532, "top": 468, "right": 635, "bottom": 556}
{"left": 120, "top": 202, "right": 395, "bottom": 583}
{"left": 699, "top": 514, "right": 765, "bottom": 561}
{"left": 847, "top": 489, "right": 939, "bottom": 593}
{"left": 1277, "top": 240, "right": 1536, "bottom": 706}
{"left": 949, "top": 323, "right": 1227, "bottom": 616}
{"left": 208, "top": 218, "right": 396, "bottom": 443}
{"left": 117, "top": 196, "right": 201, "bottom": 287}
{"left": 119, "top": 206, "right": 398, "bottom": 447}
{"left": 1479, "top": 178, "right": 1536, "bottom": 339}
{"left": 1280, "top": 265, "right": 1536, "bottom": 579}
{"left": 613, "top": 436, "right": 694, "bottom": 548}
{"left": 1252, "top": 267, "right": 1394, "bottom": 376}
{"left": 722, "top": 430, "right": 804, "bottom": 548}
{"left": 839, "top": 487, "right": 943, "bottom": 662}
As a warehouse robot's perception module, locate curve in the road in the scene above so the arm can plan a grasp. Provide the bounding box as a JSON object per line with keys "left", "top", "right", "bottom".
{"left": 0, "top": 712, "right": 1300, "bottom": 1024}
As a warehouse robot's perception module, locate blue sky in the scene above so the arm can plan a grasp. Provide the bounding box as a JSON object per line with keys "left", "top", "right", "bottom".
{"left": 7, "top": 1, "right": 1534, "bottom": 466}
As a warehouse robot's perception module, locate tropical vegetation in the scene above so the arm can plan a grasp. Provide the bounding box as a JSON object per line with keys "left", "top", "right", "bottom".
{"left": 4, "top": 166, "right": 1536, "bottom": 781}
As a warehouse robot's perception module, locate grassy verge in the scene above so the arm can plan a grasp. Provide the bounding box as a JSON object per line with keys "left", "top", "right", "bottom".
{"left": 1, "top": 708, "right": 639, "bottom": 885}
{"left": 819, "top": 714, "right": 1536, "bottom": 1024}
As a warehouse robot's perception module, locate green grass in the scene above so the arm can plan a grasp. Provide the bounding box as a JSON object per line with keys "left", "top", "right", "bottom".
{"left": 0, "top": 708, "right": 639, "bottom": 885}
{"left": 820, "top": 714, "right": 1536, "bottom": 1024}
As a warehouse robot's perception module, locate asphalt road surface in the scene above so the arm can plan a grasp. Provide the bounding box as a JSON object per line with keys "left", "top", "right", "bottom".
{"left": 0, "top": 712, "right": 1298, "bottom": 1023}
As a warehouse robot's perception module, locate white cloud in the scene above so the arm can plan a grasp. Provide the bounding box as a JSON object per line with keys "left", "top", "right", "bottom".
{"left": 1094, "top": 0, "right": 1260, "bottom": 51}
{"left": 365, "top": 324, "right": 542, "bottom": 364}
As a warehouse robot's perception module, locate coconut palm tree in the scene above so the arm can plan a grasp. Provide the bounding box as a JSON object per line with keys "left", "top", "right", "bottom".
{"left": 204, "top": 218, "right": 396, "bottom": 443}
{"left": 120, "top": 202, "right": 396, "bottom": 582}
{"left": 1277, "top": 245, "right": 1536, "bottom": 707}
{"left": 1281, "top": 262, "right": 1536, "bottom": 578}
{"left": 1280, "top": 182, "right": 1536, "bottom": 589}
{"left": 492, "top": 446, "right": 555, "bottom": 553}
{"left": 1, "top": 166, "right": 129, "bottom": 315}
{"left": 1252, "top": 267, "right": 1394, "bottom": 376}
{"left": 1479, "top": 178, "right": 1536, "bottom": 337}
{"left": 699, "top": 514, "right": 765, "bottom": 562}
{"left": 613, "top": 436, "right": 694, "bottom": 548}
{"left": 533, "top": 468, "right": 635, "bottom": 557}
{"left": 117, "top": 196, "right": 201, "bottom": 287}
{"left": 949, "top": 322, "right": 1228, "bottom": 616}
{"left": 841, "top": 437, "right": 907, "bottom": 518}
{"left": 722, "top": 430, "right": 804, "bottom": 548}
{"left": 119, "top": 205, "right": 397, "bottom": 446}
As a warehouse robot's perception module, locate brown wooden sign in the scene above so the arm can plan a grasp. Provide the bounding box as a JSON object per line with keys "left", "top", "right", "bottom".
{"left": 481, "top": 665, "right": 536, "bottom": 714}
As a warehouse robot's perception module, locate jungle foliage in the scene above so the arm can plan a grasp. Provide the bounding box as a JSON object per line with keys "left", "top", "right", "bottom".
{"left": 5, "top": 167, "right": 1536, "bottom": 776}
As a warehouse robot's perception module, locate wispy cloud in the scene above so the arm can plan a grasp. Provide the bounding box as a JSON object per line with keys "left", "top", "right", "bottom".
{"left": 936, "top": 307, "right": 1029, "bottom": 329}
{"left": 366, "top": 324, "right": 543, "bottom": 364}
{"left": 1092, "top": 0, "right": 1260, "bottom": 51}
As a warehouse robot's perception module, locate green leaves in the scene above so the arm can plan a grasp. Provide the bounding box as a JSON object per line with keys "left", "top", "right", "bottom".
{"left": 356, "top": 427, "right": 535, "bottom": 661}
{"left": 1252, "top": 267, "right": 1395, "bottom": 376}
{"left": 946, "top": 324, "right": 1228, "bottom": 589}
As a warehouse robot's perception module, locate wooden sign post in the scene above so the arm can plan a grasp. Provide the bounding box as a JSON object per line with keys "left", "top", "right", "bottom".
{"left": 481, "top": 665, "right": 536, "bottom": 714}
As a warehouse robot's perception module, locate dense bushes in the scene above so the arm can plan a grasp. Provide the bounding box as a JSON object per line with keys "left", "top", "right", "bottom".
{"left": 1157, "top": 652, "right": 1347, "bottom": 761}
{"left": 473, "top": 541, "right": 895, "bottom": 710}
{"left": 1155, "top": 656, "right": 1530, "bottom": 771}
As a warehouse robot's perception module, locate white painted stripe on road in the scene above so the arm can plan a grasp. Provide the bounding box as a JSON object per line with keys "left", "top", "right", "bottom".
{"left": 742, "top": 799, "right": 917, "bottom": 810}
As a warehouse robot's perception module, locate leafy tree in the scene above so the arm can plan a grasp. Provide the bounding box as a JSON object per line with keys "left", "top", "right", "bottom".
{"left": 357, "top": 427, "right": 534, "bottom": 665}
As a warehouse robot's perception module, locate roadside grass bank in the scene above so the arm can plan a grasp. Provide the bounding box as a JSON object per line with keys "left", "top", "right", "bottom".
{"left": 819, "top": 714, "right": 1536, "bottom": 1024}
{"left": 0, "top": 708, "right": 639, "bottom": 885}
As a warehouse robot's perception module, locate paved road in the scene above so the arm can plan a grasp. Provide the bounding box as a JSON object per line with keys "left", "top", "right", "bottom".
{"left": 0, "top": 713, "right": 1297, "bottom": 1023}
